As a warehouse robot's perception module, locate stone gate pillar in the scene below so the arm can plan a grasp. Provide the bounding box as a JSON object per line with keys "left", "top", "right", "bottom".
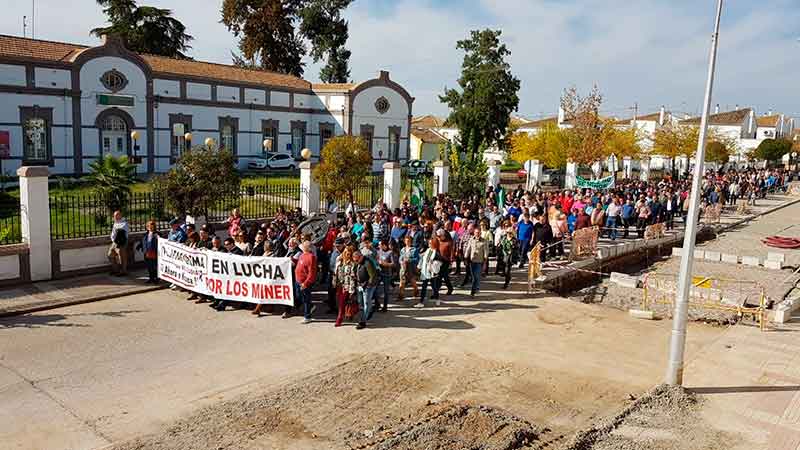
{"left": 17, "top": 166, "right": 51, "bottom": 281}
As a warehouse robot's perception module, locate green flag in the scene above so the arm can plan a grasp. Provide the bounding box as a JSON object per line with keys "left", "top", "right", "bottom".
{"left": 411, "top": 179, "right": 424, "bottom": 208}
{"left": 497, "top": 186, "right": 506, "bottom": 208}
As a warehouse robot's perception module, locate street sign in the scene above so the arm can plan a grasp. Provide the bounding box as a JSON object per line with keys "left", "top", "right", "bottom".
{"left": 96, "top": 94, "right": 134, "bottom": 107}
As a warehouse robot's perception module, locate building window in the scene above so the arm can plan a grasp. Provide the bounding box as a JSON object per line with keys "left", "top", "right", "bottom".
{"left": 24, "top": 118, "right": 48, "bottom": 161}
{"left": 20, "top": 106, "right": 53, "bottom": 165}
{"left": 290, "top": 121, "right": 306, "bottom": 158}
{"left": 319, "top": 123, "right": 334, "bottom": 153}
{"left": 388, "top": 126, "right": 401, "bottom": 161}
{"left": 262, "top": 119, "right": 279, "bottom": 154}
{"left": 169, "top": 114, "right": 192, "bottom": 163}
{"left": 360, "top": 124, "right": 374, "bottom": 155}
{"left": 219, "top": 117, "right": 238, "bottom": 157}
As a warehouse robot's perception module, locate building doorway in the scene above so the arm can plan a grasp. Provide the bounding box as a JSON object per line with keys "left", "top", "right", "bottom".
{"left": 101, "top": 115, "right": 128, "bottom": 158}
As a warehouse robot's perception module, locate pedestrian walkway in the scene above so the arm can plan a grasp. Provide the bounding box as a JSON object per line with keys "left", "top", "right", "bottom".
{"left": 0, "top": 270, "right": 163, "bottom": 317}
{"left": 686, "top": 316, "right": 800, "bottom": 450}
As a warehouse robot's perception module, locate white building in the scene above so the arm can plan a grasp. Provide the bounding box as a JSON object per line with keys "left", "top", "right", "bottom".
{"left": 0, "top": 34, "right": 413, "bottom": 175}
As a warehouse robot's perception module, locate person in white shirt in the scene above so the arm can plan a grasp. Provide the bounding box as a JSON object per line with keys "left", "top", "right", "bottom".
{"left": 605, "top": 198, "right": 621, "bottom": 240}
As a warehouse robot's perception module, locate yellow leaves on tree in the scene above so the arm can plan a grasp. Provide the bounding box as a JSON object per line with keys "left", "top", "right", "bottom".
{"left": 653, "top": 124, "right": 738, "bottom": 163}
{"left": 313, "top": 135, "right": 373, "bottom": 205}
{"left": 510, "top": 122, "right": 569, "bottom": 169}
{"left": 601, "top": 121, "right": 643, "bottom": 160}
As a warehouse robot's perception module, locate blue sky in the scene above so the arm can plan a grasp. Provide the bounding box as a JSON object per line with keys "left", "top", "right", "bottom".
{"left": 3, "top": 0, "right": 798, "bottom": 120}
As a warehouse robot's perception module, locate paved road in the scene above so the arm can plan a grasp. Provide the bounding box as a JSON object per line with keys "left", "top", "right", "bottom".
{"left": 0, "top": 276, "right": 723, "bottom": 450}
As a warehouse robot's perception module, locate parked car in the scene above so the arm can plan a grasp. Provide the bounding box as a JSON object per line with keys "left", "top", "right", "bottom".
{"left": 516, "top": 167, "right": 563, "bottom": 186}
{"left": 245, "top": 153, "right": 298, "bottom": 171}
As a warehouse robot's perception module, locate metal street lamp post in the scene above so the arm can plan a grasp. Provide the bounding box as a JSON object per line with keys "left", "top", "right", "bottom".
{"left": 666, "top": 0, "right": 724, "bottom": 386}
{"left": 263, "top": 137, "right": 273, "bottom": 188}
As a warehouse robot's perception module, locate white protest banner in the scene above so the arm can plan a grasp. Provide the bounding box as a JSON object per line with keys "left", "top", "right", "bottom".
{"left": 200, "top": 251, "right": 294, "bottom": 306}
{"left": 158, "top": 239, "right": 208, "bottom": 290}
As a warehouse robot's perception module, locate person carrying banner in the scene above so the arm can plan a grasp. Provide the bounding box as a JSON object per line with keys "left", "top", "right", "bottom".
{"left": 295, "top": 240, "right": 318, "bottom": 324}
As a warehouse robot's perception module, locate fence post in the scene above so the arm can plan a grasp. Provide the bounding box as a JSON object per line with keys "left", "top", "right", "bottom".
{"left": 432, "top": 160, "right": 449, "bottom": 195}
{"left": 565, "top": 160, "right": 577, "bottom": 189}
{"left": 383, "top": 162, "right": 401, "bottom": 209}
{"left": 527, "top": 160, "right": 542, "bottom": 191}
{"left": 17, "top": 166, "right": 51, "bottom": 281}
{"left": 299, "top": 161, "right": 320, "bottom": 216}
{"left": 486, "top": 160, "right": 501, "bottom": 189}
{"left": 623, "top": 157, "right": 633, "bottom": 179}
{"left": 640, "top": 157, "right": 651, "bottom": 182}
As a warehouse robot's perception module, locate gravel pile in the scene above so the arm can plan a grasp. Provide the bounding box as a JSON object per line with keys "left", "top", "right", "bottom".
{"left": 109, "top": 355, "right": 542, "bottom": 450}
{"left": 564, "top": 384, "right": 736, "bottom": 450}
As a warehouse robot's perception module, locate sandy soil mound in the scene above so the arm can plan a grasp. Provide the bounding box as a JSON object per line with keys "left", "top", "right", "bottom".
{"left": 565, "top": 384, "right": 737, "bottom": 450}
{"left": 110, "top": 354, "right": 542, "bottom": 450}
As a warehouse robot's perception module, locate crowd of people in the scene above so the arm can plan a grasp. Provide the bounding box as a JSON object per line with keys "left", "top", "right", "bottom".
{"left": 104, "top": 165, "right": 795, "bottom": 330}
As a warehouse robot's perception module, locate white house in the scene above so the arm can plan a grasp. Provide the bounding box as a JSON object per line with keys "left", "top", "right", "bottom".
{"left": 0, "top": 34, "right": 413, "bottom": 175}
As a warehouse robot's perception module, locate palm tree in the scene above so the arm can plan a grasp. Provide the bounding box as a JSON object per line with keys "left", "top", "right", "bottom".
{"left": 87, "top": 155, "right": 137, "bottom": 212}
{"left": 91, "top": 0, "right": 193, "bottom": 58}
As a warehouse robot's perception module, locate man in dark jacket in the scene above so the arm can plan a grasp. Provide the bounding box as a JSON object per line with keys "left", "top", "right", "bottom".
{"left": 532, "top": 214, "right": 553, "bottom": 262}
{"left": 354, "top": 250, "right": 378, "bottom": 330}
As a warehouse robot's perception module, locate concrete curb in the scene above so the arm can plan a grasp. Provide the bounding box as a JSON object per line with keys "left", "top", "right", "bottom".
{"left": 0, "top": 285, "right": 167, "bottom": 318}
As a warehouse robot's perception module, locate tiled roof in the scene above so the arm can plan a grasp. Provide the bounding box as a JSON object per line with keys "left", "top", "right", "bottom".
{"left": 0, "top": 34, "right": 86, "bottom": 62}
{"left": 311, "top": 83, "right": 356, "bottom": 91}
{"left": 519, "top": 116, "right": 558, "bottom": 128}
{"left": 141, "top": 54, "right": 310, "bottom": 90}
{"left": 411, "top": 127, "right": 447, "bottom": 144}
{"left": 680, "top": 108, "right": 752, "bottom": 126}
{"left": 412, "top": 115, "right": 448, "bottom": 128}
{"left": 613, "top": 112, "right": 663, "bottom": 125}
{"left": 0, "top": 34, "right": 311, "bottom": 90}
{"left": 756, "top": 114, "right": 780, "bottom": 128}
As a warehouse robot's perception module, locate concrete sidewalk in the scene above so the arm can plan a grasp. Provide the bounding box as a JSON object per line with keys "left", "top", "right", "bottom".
{"left": 0, "top": 270, "right": 164, "bottom": 317}
{"left": 685, "top": 317, "right": 800, "bottom": 450}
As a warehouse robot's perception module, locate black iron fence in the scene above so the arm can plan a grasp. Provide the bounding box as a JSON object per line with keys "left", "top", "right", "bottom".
{"left": 49, "top": 183, "right": 302, "bottom": 240}
{"left": 0, "top": 195, "right": 22, "bottom": 245}
{"left": 320, "top": 175, "right": 383, "bottom": 211}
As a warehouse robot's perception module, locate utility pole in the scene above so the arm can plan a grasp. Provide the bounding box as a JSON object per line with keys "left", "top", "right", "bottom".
{"left": 23, "top": 16, "right": 27, "bottom": 38}
{"left": 633, "top": 102, "right": 638, "bottom": 122}
{"left": 31, "top": 0, "right": 35, "bottom": 39}
{"left": 665, "top": 0, "right": 724, "bottom": 386}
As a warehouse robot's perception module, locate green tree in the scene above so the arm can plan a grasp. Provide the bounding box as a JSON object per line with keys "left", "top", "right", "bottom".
{"left": 754, "top": 138, "right": 792, "bottom": 163}
{"left": 221, "top": 0, "right": 353, "bottom": 80}
{"left": 92, "top": 0, "right": 193, "bottom": 58}
{"left": 705, "top": 141, "right": 731, "bottom": 164}
{"left": 447, "top": 145, "right": 488, "bottom": 200}
{"left": 151, "top": 146, "right": 240, "bottom": 217}
{"left": 440, "top": 29, "right": 520, "bottom": 156}
{"left": 313, "top": 135, "right": 372, "bottom": 206}
{"left": 87, "top": 155, "right": 137, "bottom": 211}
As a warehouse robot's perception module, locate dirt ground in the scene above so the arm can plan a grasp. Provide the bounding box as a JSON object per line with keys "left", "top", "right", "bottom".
{"left": 110, "top": 354, "right": 548, "bottom": 450}
{"left": 564, "top": 385, "right": 739, "bottom": 450}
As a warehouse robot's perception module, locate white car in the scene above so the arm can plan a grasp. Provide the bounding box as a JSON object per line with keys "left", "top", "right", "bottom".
{"left": 246, "top": 153, "right": 298, "bottom": 171}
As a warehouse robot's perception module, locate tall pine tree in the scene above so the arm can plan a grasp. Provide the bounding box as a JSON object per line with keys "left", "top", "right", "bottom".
{"left": 91, "top": 0, "right": 193, "bottom": 58}
{"left": 221, "top": 0, "right": 352, "bottom": 81}
{"left": 440, "top": 29, "right": 520, "bottom": 157}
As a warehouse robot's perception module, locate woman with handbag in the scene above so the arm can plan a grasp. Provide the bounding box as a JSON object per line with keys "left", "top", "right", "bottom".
{"left": 333, "top": 246, "right": 358, "bottom": 327}
{"left": 414, "top": 238, "right": 441, "bottom": 308}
